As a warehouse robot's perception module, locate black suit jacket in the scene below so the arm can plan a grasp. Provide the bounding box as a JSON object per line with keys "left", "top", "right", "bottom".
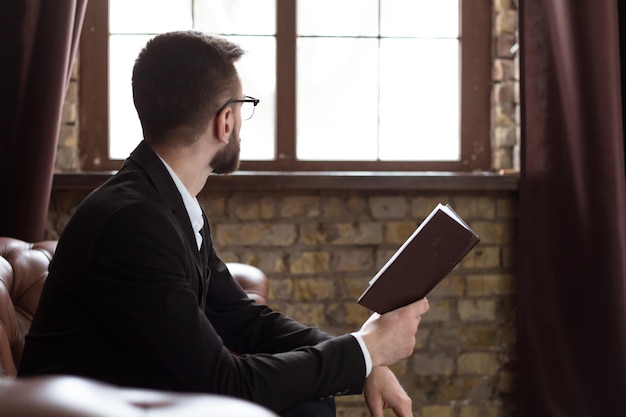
{"left": 19, "top": 141, "right": 366, "bottom": 413}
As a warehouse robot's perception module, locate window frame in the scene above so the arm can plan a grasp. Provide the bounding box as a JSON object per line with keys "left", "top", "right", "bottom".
{"left": 79, "top": 0, "right": 491, "bottom": 172}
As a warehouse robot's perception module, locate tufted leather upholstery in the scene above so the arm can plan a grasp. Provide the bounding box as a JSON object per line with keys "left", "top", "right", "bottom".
{"left": 0, "top": 237, "right": 269, "bottom": 377}
{"left": 0, "top": 236, "right": 276, "bottom": 417}
{"left": 0, "top": 238, "right": 57, "bottom": 377}
{"left": 226, "top": 262, "right": 269, "bottom": 305}
{"left": 0, "top": 375, "right": 278, "bottom": 417}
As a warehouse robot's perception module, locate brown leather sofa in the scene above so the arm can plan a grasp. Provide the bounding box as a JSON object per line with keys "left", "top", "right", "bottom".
{"left": 0, "top": 237, "right": 277, "bottom": 416}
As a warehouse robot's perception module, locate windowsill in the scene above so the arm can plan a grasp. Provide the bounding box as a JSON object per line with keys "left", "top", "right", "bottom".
{"left": 52, "top": 170, "right": 519, "bottom": 192}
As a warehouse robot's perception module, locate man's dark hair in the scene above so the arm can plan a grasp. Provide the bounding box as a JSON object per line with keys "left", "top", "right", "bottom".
{"left": 132, "top": 31, "right": 245, "bottom": 146}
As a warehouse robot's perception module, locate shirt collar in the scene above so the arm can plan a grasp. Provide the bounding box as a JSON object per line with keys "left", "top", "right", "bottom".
{"left": 158, "top": 156, "right": 204, "bottom": 250}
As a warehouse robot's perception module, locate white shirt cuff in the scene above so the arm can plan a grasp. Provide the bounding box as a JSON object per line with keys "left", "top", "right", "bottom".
{"left": 351, "top": 333, "right": 373, "bottom": 377}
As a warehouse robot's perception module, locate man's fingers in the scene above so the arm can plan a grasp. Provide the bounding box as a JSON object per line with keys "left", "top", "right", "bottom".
{"left": 392, "top": 402, "right": 413, "bottom": 417}
{"left": 370, "top": 406, "right": 384, "bottom": 417}
{"left": 365, "top": 392, "right": 384, "bottom": 417}
{"left": 390, "top": 297, "right": 429, "bottom": 318}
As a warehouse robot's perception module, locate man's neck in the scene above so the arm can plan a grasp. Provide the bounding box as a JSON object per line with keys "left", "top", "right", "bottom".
{"left": 152, "top": 145, "right": 211, "bottom": 197}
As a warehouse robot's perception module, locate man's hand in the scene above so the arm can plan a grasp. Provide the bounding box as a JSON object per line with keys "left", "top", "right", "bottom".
{"left": 364, "top": 366, "right": 412, "bottom": 417}
{"left": 356, "top": 298, "right": 429, "bottom": 368}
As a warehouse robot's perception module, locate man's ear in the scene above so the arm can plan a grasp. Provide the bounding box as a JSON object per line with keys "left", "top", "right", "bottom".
{"left": 215, "top": 106, "right": 233, "bottom": 145}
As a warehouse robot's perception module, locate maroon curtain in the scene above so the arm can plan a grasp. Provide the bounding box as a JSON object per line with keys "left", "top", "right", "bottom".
{"left": 519, "top": 0, "right": 626, "bottom": 415}
{"left": 0, "top": 0, "right": 87, "bottom": 241}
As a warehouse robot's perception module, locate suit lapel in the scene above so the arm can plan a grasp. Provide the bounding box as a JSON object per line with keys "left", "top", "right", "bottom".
{"left": 128, "top": 141, "right": 205, "bottom": 287}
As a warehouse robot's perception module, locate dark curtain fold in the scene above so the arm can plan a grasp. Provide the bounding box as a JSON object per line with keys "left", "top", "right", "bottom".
{"left": 0, "top": 0, "right": 87, "bottom": 241}
{"left": 519, "top": 0, "right": 626, "bottom": 415}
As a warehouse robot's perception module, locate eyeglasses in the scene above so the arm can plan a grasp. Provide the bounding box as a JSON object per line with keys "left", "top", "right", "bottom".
{"left": 216, "top": 95, "right": 260, "bottom": 121}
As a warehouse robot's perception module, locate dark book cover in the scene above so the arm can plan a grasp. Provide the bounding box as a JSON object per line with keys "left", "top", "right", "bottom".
{"left": 357, "top": 204, "right": 480, "bottom": 314}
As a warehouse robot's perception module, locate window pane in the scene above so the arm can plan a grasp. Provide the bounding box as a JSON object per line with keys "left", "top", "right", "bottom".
{"left": 380, "top": 0, "right": 459, "bottom": 38}
{"left": 297, "top": 38, "right": 378, "bottom": 161}
{"left": 110, "top": 0, "right": 192, "bottom": 33}
{"left": 109, "top": 35, "right": 152, "bottom": 160}
{"left": 229, "top": 36, "right": 276, "bottom": 161}
{"left": 194, "top": 0, "right": 275, "bottom": 35}
{"left": 297, "top": 0, "right": 378, "bottom": 36}
{"left": 379, "top": 38, "right": 459, "bottom": 161}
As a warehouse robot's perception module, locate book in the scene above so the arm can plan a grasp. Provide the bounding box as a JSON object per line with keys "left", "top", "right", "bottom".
{"left": 357, "top": 203, "right": 480, "bottom": 314}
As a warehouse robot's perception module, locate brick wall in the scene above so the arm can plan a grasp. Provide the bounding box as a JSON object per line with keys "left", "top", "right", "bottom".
{"left": 202, "top": 189, "right": 517, "bottom": 417}
{"left": 492, "top": 0, "right": 520, "bottom": 170}
{"left": 48, "top": 188, "right": 518, "bottom": 416}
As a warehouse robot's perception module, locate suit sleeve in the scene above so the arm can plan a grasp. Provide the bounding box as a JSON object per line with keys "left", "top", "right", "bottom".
{"left": 89, "top": 202, "right": 366, "bottom": 413}
{"left": 203, "top": 246, "right": 336, "bottom": 354}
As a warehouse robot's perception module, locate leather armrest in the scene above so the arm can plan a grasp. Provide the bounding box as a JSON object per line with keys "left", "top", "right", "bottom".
{"left": 0, "top": 376, "right": 278, "bottom": 417}
{"left": 227, "top": 262, "right": 269, "bottom": 305}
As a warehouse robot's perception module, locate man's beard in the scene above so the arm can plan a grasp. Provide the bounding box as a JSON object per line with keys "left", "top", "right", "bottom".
{"left": 210, "top": 133, "right": 241, "bottom": 174}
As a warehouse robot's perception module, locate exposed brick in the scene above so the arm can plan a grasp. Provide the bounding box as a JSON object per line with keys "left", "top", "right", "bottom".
{"left": 462, "top": 245, "right": 502, "bottom": 269}
{"left": 279, "top": 196, "right": 320, "bottom": 218}
{"left": 471, "top": 221, "right": 513, "bottom": 245}
{"left": 321, "top": 197, "right": 347, "bottom": 219}
{"left": 459, "top": 327, "right": 500, "bottom": 348}
{"left": 268, "top": 278, "right": 294, "bottom": 300}
{"left": 498, "top": 370, "right": 515, "bottom": 394}
{"left": 215, "top": 223, "right": 297, "bottom": 246}
{"left": 61, "top": 92, "right": 77, "bottom": 124}
{"left": 54, "top": 145, "right": 79, "bottom": 172}
{"left": 420, "top": 405, "right": 455, "bottom": 417}
{"left": 496, "top": 196, "right": 517, "bottom": 219}
{"left": 388, "top": 358, "right": 408, "bottom": 377}
{"left": 338, "top": 276, "right": 371, "bottom": 300}
{"left": 494, "top": 0, "right": 513, "bottom": 12}
{"left": 411, "top": 196, "right": 450, "bottom": 218}
{"left": 461, "top": 405, "right": 503, "bottom": 417}
{"left": 496, "top": 10, "right": 518, "bottom": 33}
{"left": 345, "top": 196, "right": 370, "bottom": 218}
{"left": 282, "top": 303, "right": 326, "bottom": 327}
{"left": 458, "top": 352, "right": 498, "bottom": 375}
{"left": 299, "top": 222, "right": 383, "bottom": 246}
{"left": 344, "top": 303, "right": 371, "bottom": 326}
{"left": 421, "top": 299, "right": 453, "bottom": 323}
{"left": 58, "top": 124, "right": 77, "bottom": 147}
{"left": 467, "top": 274, "right": 514, "bottom": 296}
{"left": 458, "top": 299, "right": 497, "bottom": 322}
{"left": 375, "top": 248, "right": 396, "bottom": 270}
{"left": 415, "top": 327, "right": 431, "bottom": 349}
{"left": 493, "top": 148, "right": 514, "bottom": 170}
{"left": 413, "top": 353, "right": 455, "bottom": 376}
{"left": 333, "top": 249, "right": 375, "bottom": 272}
{"left": 429, "top": 275, "right": 465, "bottom": 298}
{"left": 496, "top": 32, "right": 517, "bottom": 58}
{"left": 494, "top": 82, "right": 515, "bottom": 104}
{"left": 384, "top": 221, "right": 416, "bottom": 244}
{"left": 369, "top": 196, "right": 408, "bottom": 219}
{"left": 293, "top": 278, "right": 335, "bottom": 301}
{"left": 493, "top": 59, "right": 515, "bottom": 81}
{"left": 428, "top": 326, "right": 462, "bottom": 351}
{"left": 453, "top": 196, "right": 496, "bottom": 220}
{"left": 202, "top": 196, "right": 227, "bottom": 218}
{"left": 289, "top": 251, "right": 330, "bottom": 274}
{"left": 230, "top": 197, "right": 275, "bottom": 220}
{"left": 439, "top": 376, "right": 494, "bottom": 400}
{"left": 238, "top": 250, "right": 287, "bottom": 274}
{"left": 494, "top": 104, "right": 517, "bottom": 128}
{"left": 494, "top": 126, "right": 517, "bottom": 148}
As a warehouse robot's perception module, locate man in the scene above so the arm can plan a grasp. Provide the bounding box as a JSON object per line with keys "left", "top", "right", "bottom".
{"left": 19, "top": 31, "right": 429, "bottom": 417}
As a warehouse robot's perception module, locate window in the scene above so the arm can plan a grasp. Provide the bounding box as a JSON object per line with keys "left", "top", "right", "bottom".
{"left": 79, "top": 0, "right": 491, "bottom": 171}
